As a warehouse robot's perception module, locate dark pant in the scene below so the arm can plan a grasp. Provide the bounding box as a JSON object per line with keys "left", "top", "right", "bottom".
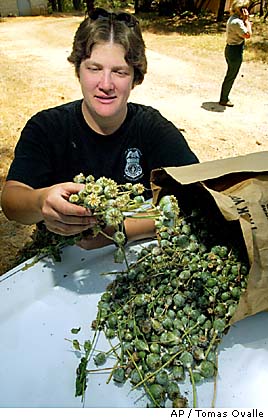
{"left": 220, "top": 43, "right": 244, "bottom": 102}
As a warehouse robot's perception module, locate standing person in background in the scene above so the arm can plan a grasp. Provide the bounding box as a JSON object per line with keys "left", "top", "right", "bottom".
{"left": 219, "top": 0, "right": 252, "bottom": 107}
{"left": 1, "top": 8, "right": 198, "bottom": 251}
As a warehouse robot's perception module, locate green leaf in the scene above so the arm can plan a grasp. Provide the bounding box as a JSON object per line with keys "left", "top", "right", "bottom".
{"left": 72, "top": 339, "right": 81, "bottom": 351}
{"left": 83, "top": 340, "right": 92, "bottom": 353}
{"left": 75, "top": 356, "right": 88, "bottom": 397}
{"left": 71, "top": 327, "right": 81, "bottom": 334}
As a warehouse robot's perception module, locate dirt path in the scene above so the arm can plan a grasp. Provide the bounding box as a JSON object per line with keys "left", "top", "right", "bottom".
{"left": 133, "top": 35, "right": 268, "bottom": 161}
{"left": 0, "top": 15, "right": 268, "bottom": 274}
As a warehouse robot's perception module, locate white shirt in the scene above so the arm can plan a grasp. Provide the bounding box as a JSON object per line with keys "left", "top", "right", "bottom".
{"left": 226, "top": 14, "right": 248, "bottom": 45}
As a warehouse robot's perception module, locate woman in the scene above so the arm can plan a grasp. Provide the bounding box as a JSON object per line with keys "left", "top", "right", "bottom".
{"left": 219, "top": 0, "right": 252, "bottom": 107}
{"left": 1, "top": 8, "right": 198, "bottom": 250}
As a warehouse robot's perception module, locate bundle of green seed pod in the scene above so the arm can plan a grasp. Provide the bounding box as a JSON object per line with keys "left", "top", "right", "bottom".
{"left": 72, "top": 194, "right": 249, "bottom": 408}
{"left": 68, "top": 173, "right": 150, "bottom": 263}
{"left": 15, "top": 174, "right": 151, "bottom": 266}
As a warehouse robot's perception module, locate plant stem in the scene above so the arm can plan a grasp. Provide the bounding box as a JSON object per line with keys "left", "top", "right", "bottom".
{"left": 204, "top": 331, "right": 218, "bottom": 360}
{"left": 126, "top": 350, "right": 160, "bottom": 407}
{"left": 86, "top": 367, "right": 116, "bottom": 373}
{"left": 188, "top": 367, "right": 197, "bottom": 408}
{"left": 131, "top": 348, "right": 183, "bottom": 391}
{"left": 211, "top": 350, "right": 219, "bottom": 408}
{"left": 106, "top": 360, "right": 120, "bottom": 384}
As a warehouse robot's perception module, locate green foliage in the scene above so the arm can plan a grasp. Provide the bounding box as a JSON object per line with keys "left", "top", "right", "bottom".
{"left": 95, "top": 0, "right": 133, "bottom": 9}
{"left": 48, "top": 0, "right": 135, "bottom": 12}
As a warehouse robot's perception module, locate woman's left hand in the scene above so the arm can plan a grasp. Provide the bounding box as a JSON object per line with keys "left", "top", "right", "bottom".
{"left": 76, "top": 226, "right": 115, "bottom": 250}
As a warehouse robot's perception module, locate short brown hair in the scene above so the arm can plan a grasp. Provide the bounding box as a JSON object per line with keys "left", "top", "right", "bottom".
{"left": 68, "top": 9, "right": 147, "bottom": 86}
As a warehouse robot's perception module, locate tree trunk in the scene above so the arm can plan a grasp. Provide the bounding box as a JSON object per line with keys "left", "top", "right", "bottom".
{"left": 84, "top": 0, "right": 94, "bottom": 14}
{"left": 57, "top": 0, "right": 63, "bottom": 12}
{"left": 187, "top": 0, "right": 196, "bottom": 12}
{"left": 50, "top": 0, "right": 57, "bottom": 11}
{"left": 264, "top": 10, "right": 268, "bottom": 20}
{"left": 195, "top": 0, "right": 209, "bottom": 14}
{"left": 134, "top": 0, "right": 139, "bottom": 13}
{"left": 73, "top": 0, "right": 83, "bottom": 10}
{"left": 259, "top": 0, "right": 263, "bottom": 16}
{"left": 217, "top": 0, "right": 226, "bottom": 22}
{"left": 139, "top": 0, "right": 154, "bottom": 12}
{"left": 158, "top": 0, "right": 176, "bottom": 15}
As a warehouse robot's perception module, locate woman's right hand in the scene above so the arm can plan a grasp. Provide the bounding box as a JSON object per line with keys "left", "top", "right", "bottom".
{"left": 1, "top": 180, "right": 96, "bottom": 236}
{"left": 39, "top": 182, "right": 97, "bottom": 236}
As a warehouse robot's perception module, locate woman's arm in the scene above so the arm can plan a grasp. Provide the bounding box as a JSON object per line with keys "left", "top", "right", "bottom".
{"left": 2, "top": 180, "right": 156, "bottom": 248}
{"left": 241, "top": 8, "right": 252, "bottom": 38}
{"left": 1, "top": 180, "right": 95, "bottom": 235}
{"left": 77, "top": 215, "right": 156, "bottom": 250}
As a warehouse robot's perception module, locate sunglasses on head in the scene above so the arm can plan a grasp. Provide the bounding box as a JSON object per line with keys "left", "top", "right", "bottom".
{"left": 89, "top": 7, "right": 139, "bottom": 28}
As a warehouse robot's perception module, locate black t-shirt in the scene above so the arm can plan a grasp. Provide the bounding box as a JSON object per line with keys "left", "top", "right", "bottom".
{"left": 7, "top": 100, "right": 198, "bottom": 193}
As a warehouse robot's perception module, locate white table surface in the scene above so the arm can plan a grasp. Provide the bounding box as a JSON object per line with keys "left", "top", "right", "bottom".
{"left": 0, "top": 243, "right": 268, "bottom": 408}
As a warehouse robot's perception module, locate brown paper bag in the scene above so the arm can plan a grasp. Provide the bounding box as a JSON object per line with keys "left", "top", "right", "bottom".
{"left": 151, "top": 151, "right": 268, "bottom": 324}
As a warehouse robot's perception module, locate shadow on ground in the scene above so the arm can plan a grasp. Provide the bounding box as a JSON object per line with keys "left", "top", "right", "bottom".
{"left": 201, "top": 101, "right": 225, "bottom": 112}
